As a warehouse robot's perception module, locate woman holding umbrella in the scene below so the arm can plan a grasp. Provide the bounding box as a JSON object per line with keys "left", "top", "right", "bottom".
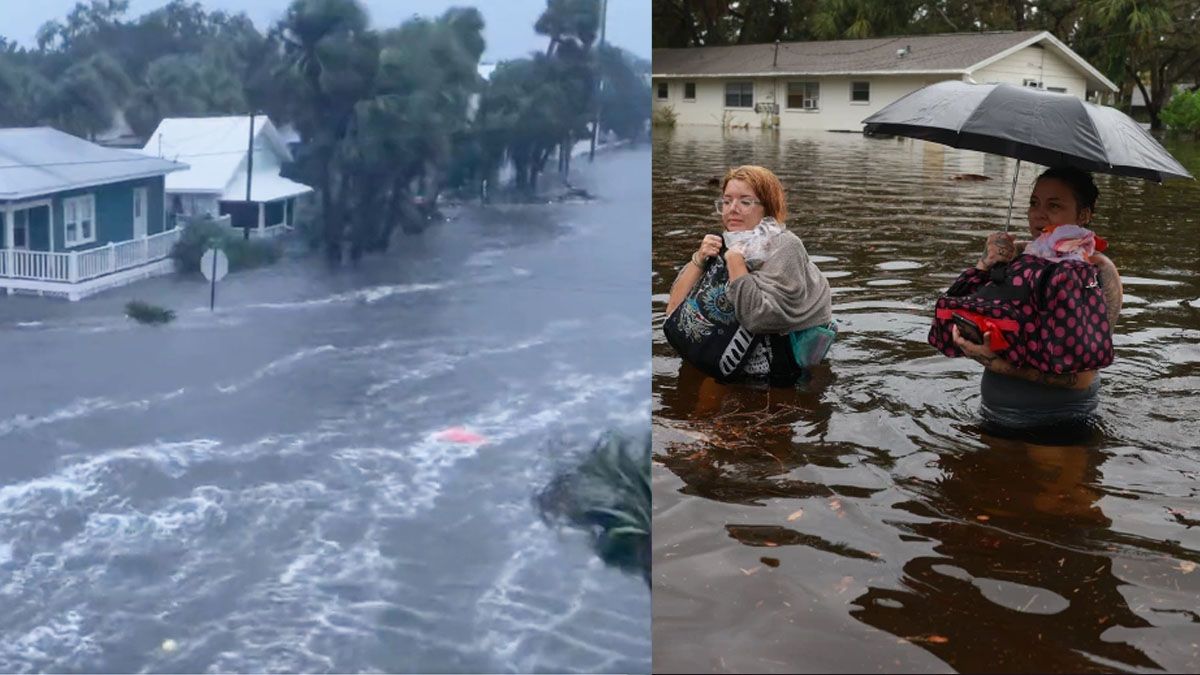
{"left": 864, "top": 81, "right": 1192, "bottom": 432}
{"left": 943, "top": 166, "right": 1122, "bottom": 430}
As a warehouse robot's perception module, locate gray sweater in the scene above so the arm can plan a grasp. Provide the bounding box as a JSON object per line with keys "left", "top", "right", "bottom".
{"left": 727, "top": 229, "right": 832, "bottom": 334}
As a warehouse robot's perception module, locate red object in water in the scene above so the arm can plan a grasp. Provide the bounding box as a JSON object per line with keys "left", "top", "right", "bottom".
{"left": 436, "top": 427, "right": 487, "bottom": 444}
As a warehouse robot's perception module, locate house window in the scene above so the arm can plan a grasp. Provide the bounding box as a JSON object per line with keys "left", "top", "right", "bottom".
{"left": 1047, "top": 86, "right": 1067, "bottom": 93}
{"left": 656, "top": 81, "right": 668, "bottom": 100}
{"left": 63, "top": 194, "right": 96, "bottom": 247}
{"left": 1023, "top": 78, "right": 1042, "bottom": 89}
{"left": 851, "top": 81, "right": 870, "bottom": 103}
{"left": 725, "top": 81, "right": 753, "bottom": 108}
{"left": 787, "top": 81, "right": 820, "bottom": 110}
{"left": 684, "top": 82, "right": 696, "bottom": 100}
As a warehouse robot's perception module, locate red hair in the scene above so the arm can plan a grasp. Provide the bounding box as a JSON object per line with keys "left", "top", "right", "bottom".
{"left": 721, "top": 165, "right": 787, "bottom": 224}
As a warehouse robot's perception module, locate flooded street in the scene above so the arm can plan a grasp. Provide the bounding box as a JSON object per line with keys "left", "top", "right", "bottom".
{"left": 0, "top": 149, "right": 650, "bottom": 673}
{"left": 652, "top": 128, "right": 1200, "bottom": 673}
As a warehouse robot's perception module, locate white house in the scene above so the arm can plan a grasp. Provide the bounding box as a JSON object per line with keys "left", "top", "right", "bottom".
{"left": 140, "top": 115, "right": 313, "bottom": 238}
{"left": 652, "top": 31, "right": 1119, "bottom": 132}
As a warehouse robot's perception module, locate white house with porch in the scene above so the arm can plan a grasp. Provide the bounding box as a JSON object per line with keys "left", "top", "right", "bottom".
{"left": 0, "top": 127, "right": 187, "bottom": 300}
{"left": 140, "top": 115, "right": 312, "bottom": 238}
{"left": 652, "top": 31, "right": 1118, "bottom": 132}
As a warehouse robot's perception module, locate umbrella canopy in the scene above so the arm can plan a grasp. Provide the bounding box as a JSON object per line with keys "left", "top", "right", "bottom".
{"left": 862, "top": 80, "right": 1193, "bottom": 182}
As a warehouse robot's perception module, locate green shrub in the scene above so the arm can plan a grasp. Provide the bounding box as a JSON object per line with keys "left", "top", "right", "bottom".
{"left": 651, "top": 104, "right": 677, "bottom": 128}
{"left": 1162, "top": 88, "right": 1200, "bottom": 136}
{"left": 125, "top": 300, "right": 175, "bottom": 325}
{"left": 170, "top": 218, "right": 281, "bottom": 275}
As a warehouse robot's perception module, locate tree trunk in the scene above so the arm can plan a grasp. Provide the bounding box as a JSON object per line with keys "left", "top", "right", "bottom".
{"left": 563, "top": 137, "right": 572, "bottom": 180}
{"left": 319, "top": 165, "right": 340, "bottom": 265}
{"left": 1130, "top": 67, "right": 1157, "bottom": 128}
{"left": 1150, "top": 60, "right": 1167, "bottom": 132}
{"left": 382, "top": 181, "right": 404, "bottom": 244}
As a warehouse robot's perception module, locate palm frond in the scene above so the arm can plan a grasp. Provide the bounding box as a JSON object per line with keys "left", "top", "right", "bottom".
{"left": 535, "top": 430, "right": 652, "bottom": 585}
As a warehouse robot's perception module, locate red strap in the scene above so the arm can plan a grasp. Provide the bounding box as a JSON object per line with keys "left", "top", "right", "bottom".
{"left": 936, "top": 308, "right": 1019, "bottom": 351}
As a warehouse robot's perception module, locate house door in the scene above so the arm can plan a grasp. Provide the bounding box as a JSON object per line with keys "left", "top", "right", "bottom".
{"left": 133, "top": 187, "right": 148, "bottom": 239}
{"left": 12, "top": 209, "right": 29, "bottom": 250}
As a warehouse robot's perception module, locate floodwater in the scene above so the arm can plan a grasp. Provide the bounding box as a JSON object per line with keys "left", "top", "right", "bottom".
{"left": 0, "top": 148, "right": 650, "bottom": 673}
{"left": 652, "top": 128, "right": 1200, "bottom": 673}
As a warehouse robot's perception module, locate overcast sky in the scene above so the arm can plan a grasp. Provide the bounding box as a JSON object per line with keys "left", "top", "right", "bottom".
{"left": 0, "top": 0, "right": 650, "bottom": 61}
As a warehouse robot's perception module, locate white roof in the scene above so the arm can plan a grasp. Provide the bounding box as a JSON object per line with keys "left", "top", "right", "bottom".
{"left": 140, "top": 115, "right": 311, "bottom": 201}
{"left": 0, "top": 127, "right": 186, "bottom": 201}
{"left": 222, "top": 170, "right": 312, "bottom": 202}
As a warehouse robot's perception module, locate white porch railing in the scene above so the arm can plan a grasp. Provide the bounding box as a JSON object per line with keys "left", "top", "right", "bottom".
{"left": 224, "top": 221, "right": 290, "bottom": 240}
{"left": 0, "top": 227, "right": 182, "bottom": 283}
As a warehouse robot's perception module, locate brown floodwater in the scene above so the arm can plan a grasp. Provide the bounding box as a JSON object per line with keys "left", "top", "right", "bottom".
{"left": 651, "top": 127, "right": 1200, "bottom": 674}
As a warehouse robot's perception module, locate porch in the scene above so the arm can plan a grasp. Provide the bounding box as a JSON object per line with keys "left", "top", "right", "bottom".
{"left": 0, "top": 227, "right": 182, "bottom": 300}
{"left": 219, "top": 196, "right": 296, "bottom": 239}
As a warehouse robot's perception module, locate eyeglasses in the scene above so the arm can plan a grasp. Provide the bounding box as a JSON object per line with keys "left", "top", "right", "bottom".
{"left": 714, "top": 197, "right": 763, "bottom": 213}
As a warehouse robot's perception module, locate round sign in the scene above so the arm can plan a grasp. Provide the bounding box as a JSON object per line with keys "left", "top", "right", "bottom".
{"left": 200, "top": 248, "right": 229, "bottom": 282}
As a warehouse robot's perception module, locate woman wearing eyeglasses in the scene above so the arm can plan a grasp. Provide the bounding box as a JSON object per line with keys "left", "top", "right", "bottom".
{"left": 664, "top": 165, "right": 833, "bottom": 385}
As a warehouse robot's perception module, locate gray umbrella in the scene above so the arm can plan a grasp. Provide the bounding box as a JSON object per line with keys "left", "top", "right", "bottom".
{"left": 862, "top": 80, "right": 1194, "bottom": 227}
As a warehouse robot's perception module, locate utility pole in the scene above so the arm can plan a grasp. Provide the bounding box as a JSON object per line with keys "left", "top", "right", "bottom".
{"left": 589, "top": 0, "right": 608, "bottom": 162}
{"left": 244, "top": 111, "right": 256, "bottom": 240}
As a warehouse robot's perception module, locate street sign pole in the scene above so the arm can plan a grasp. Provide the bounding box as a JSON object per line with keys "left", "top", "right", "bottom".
{"left": 210, "top": 249, "right": 217, "bottom": 311}
{"left": 201, "top": 246, "right": 229, "bottom": 312}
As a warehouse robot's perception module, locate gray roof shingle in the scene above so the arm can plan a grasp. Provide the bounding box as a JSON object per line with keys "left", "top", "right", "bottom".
{"left": 652, "top": 31, "right": 1047, "bottom": 76}
{"left": 0, "top": 127, "right": 186, "bottom": 201}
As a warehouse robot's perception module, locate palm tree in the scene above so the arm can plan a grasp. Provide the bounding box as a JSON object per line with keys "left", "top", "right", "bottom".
{"left": 536, "top": 431, "right": 652, "bottom": 585}
{"left": 277, "top": 0, "right": 370, "bottom": 261}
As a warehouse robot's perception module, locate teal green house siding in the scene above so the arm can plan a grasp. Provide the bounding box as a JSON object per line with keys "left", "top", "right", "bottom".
{"left": 50, "top": 176, "right": 167, "bottom": 252}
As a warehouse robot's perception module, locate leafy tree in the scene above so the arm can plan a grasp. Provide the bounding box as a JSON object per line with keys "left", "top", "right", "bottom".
{"left": 1161, "top": 87, "right": 1200, "bottom": 136}
{"left": 49, "top": 52, "right": 132, "bottom": 139}
{"left": 277, "top": 0, "right": 373, "bottom": 261}
{"left": 597, "top": 44, "right": 651, "bottom": 141}
{"left": 1083, "top": 0, "right": 1200, "bottom": 130}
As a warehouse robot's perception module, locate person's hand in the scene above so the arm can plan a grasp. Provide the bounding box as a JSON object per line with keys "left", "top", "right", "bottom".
{"left": 695, "top": 234, "right": 722, "bottom": 263}
{"left": 976, "top": 232, "right": 1016, "bottom": 271}
{"left": 953, "top": 325, "right": 999, "bottom": 368}
{"left": 723, "top": 248, "right": 745, "bottom": 266}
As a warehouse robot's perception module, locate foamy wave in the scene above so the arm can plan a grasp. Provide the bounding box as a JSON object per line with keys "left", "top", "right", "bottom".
{"left": 81, "top": 491, "right": 228, "bottom": 547}
{"left": 465, "top": 249, "right": 505, "bottom": 268}
{"left": 242, "top": 282, "right": 448, "bottom": 311}
{"left": 0, "top": 611, "right": 101, "bottom": 672}
{"left": 476, "top": 525, "right": 646, "bottom": 673}
{"left": 0, "top": 388, "right": 186, "bottom": 438}
{"left": 216, "top": 345, "right": 337, "bottom": 394}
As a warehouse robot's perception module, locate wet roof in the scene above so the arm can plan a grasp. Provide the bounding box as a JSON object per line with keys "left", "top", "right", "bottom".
{"left": 0, "top": 127, "right": 186, "bottom": 201}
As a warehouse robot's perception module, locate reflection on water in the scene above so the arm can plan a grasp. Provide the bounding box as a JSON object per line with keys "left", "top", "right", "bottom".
{"left": 652, "top": 127, "right": 1200, "bottom": 673}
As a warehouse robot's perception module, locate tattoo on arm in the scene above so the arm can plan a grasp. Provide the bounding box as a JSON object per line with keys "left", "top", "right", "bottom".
{"left": 1096, "top": 263, "right": 1122, "bottom": 326}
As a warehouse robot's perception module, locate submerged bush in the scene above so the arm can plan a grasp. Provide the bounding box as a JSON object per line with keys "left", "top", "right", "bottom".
{"left": 170, "top": 218, "right": 281, "bottom": 275}
{"left": 651, "top": 104, "right": 677, "bottom": 128}
{"left": 125, "top": 300, "right": 175, "bottom": 325}
{"left": 536, "top": 431, "right": 651, "bottom": 585}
